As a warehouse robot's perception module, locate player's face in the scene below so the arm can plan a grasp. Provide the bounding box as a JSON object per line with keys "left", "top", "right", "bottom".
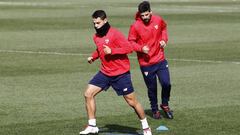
{"left": 140, "top": 11, "right": 152, "bottom": 24}
{"left": 93, "top": 17, "right": 107, "bottom": 29}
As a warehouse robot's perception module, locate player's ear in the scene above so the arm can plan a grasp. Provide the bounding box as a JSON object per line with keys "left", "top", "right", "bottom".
{"left": 103, "top": 18, "right": 108, "bottom": 24}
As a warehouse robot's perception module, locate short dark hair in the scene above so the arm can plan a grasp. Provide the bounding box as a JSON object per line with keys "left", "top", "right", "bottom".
{"left": 138, "top": 1, "right": 151, "bottom": 13}
{"left": 92, "top": 10, "right": 107, "bottom": 20}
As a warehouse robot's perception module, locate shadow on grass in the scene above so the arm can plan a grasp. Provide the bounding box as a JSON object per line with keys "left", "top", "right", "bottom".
{"left": 99, "top": 124, "right": 141, "bottom": 135}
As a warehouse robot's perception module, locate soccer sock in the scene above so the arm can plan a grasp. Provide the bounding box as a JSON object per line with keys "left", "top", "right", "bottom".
{"left": 140, "top": 118, "right": 149, "bottom": 129}
{"left": 88, "top": 119, "right": 96, "bottom": 126}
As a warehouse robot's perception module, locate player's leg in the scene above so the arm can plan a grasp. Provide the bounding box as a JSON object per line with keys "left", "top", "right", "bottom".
{"left": 80, "top": 84, "right": 101, "bottom": 135}
{"left": 111, "top": 72, "right": 152, "bottom": 135}
{"left": 124, "top": 92, "right": 145, "bottom": 119}
{"left": 110, "top": 72, "right": 145, "bottom": 118}
{"left": 156, "top": 60, "right": 171, "bottom": 106}
{"left": 140, "top": 65, "right": 161, "bottom": 119}
{"left": 123, "top": 93, "right": 152, "bottom": 135}
{"left": 80, "top": 72, "right": 110, "bottom": 134}
{"left": 156, "top": 60, "right": 173, "bottom": 119}
{"left": 84, "top": 84, "right": 102, "bottom": 120}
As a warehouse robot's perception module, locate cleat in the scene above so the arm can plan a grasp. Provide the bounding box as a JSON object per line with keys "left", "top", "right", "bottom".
{"left": 143, "top": 127, "right": 152, "bottom": 135}
{"left": 79, "top": 125, "right": 99, "bottom": 135}
{"left": 152, "top": 110, "right": 162, "bottom": 119}
{"left": 160, "top": 104, "right": 173, "bottom": 119}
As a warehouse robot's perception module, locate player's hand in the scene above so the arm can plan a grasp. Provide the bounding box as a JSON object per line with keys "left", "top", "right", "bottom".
{"left": 87, "top": 57, "right": 94, "bottom": 64}
{"left": 142, "top": 45, "right": 149, "bottom": 54}
{"left": 103, "top": 45, "right": 111, "bottom": 55}
{"left": 160, "top": 40, "right": 167, "bottom": 48}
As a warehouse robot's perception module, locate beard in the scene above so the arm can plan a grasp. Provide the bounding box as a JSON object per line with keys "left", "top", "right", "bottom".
{"left": 143, "top": 18, "right": 150, "bottom": 24}
{"left": 142, "top": 15, "right": 152, "bottom": 25}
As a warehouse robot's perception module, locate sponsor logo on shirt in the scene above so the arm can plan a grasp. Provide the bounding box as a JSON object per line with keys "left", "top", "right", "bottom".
{"left": 154, "top": 25, "right": 158, "bottom": 30}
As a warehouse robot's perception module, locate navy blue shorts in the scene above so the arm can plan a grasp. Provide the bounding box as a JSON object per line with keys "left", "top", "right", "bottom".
{"left": 89, "top": 71, "right": 134, "bottom": 96}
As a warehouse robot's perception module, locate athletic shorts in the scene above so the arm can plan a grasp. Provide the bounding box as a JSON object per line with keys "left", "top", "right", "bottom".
{"left": 89, "top": 71, "right": 134, "bottom": 96}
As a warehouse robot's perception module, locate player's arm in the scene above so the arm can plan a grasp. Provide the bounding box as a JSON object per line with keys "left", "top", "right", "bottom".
{"left": 128, "top": 25, "right": 147, "bottom": 53}
{"left": 159, "top": 18, "right": 168, "bottom": 48}
{"left": 88, "top": 49, "right": 99, "bottom": 64}
{"left": 105, "top": 31, "right": 133, "bottom": 55}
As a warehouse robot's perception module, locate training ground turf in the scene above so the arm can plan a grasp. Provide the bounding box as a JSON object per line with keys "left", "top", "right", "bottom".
{"left": 0, "top": 0, "right": 240, "bottom": 135}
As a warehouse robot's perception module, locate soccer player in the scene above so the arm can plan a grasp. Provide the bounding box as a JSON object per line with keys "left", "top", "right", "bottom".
{"left": 128, "top": 1, "right": 173, "bottom": 119}
{"left": 79, "top": 10, "right": 152, "bottom": 135}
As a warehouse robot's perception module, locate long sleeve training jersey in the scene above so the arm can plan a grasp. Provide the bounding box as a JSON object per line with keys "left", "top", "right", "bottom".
{"left": 91, "top": 27, "right": 133, "bottom": 76}
{"left": 128, "top": 13, "right": 168, "bottom": 66}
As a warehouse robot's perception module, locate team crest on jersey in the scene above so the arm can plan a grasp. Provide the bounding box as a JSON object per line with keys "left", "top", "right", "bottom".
{"left": 154, "top": 25, "right": 158, "bottom": 30}
{"left": 105, "top": 39, "right": 109, "bottom": 44}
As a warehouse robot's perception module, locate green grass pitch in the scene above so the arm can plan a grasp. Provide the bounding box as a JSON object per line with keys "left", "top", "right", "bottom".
{"left": 0, "top": 0, "right": 240, "bottom": 135}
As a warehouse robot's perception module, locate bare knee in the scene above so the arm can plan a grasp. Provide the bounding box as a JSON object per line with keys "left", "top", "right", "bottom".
{"left": 84, "top": 87, "right": 96, "bottom": 99}
{"left": 84, "top": 90, "right": 94, "bottom": 99}
{"left": 83, "top": 85, "right": 102, "bottom": 99}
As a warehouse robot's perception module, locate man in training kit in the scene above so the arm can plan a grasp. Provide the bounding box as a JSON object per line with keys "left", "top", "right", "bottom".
{"left": 79, "top": 10, "right": 152, "bottom": 135}
{"left": 128, "top": 1, "right": 173, "bottom": 119}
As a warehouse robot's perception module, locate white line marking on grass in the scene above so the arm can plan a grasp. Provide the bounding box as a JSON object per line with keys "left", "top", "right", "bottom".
{"left": 0, "top": 49, "right": 239, "bottom": 65}
{"left": 0, "top": 49, "right": 87, "bottom": 56}
{"left": 169, "top": 58, "right": 240, "bottom": 65}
